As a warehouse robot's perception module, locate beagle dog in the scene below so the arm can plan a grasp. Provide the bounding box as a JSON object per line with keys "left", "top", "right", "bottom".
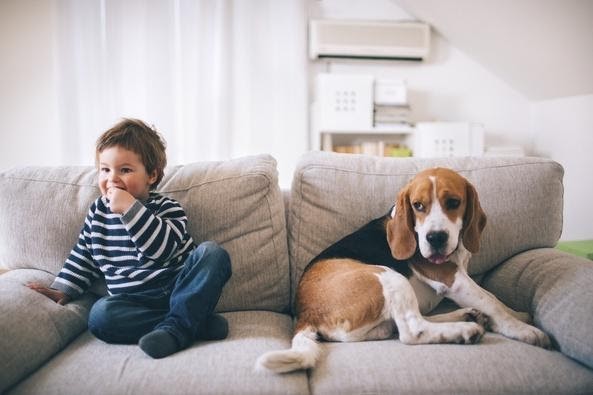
{"left": 257, "top": 167, "right": 550, "bottom": 373}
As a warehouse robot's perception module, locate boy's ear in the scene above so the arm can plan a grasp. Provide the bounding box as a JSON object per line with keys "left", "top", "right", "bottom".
{"left": 148, "top": 170, "right": 159, "bottom": 186}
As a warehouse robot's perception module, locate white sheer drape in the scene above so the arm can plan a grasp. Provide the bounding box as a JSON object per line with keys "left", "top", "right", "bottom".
{"left": 56, "top": 0, "right": 308, "bottom": 186}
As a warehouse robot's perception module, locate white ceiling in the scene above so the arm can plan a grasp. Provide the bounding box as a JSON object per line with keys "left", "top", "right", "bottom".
{"left": 391, "top": 0, "right": 593, "bottom": 101}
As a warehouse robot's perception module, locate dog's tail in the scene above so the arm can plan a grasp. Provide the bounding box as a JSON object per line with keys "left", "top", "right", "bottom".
{"left": 255, "top": 326, "right": 321, "bottom": 373}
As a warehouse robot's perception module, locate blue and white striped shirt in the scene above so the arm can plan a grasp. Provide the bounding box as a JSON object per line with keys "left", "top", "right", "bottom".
{"left": 51, "top": 192, "right": 195, "bottom": 298}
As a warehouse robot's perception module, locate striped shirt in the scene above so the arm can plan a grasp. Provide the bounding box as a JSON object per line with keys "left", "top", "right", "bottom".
{"left": 51, "top": 192, "right": 195, "bottom": 298}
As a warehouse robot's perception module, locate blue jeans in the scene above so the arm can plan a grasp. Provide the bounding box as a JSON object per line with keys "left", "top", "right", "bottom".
{"left": 88, "top": 241, "right": 231, "bottom": 348}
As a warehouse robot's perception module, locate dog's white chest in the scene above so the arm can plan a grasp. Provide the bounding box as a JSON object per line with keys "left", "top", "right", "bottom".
{"left": 409, "top": 274, "right": 444, "bottom": 314}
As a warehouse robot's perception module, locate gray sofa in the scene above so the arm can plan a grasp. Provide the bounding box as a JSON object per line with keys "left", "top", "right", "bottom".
{"left": 1, "top": 151, "right": 592, "bottom": 395}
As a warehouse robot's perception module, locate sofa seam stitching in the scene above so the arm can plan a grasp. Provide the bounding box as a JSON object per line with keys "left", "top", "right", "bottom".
{"left": 295, "top": 159, "right": 561, "bottom": 178}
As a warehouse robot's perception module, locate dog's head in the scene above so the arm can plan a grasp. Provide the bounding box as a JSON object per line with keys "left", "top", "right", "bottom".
{"left": 387, "top": 167, "right": 486, "bottom": 264}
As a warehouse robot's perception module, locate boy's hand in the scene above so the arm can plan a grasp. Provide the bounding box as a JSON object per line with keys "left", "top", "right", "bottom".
{"left": 27, "top": 282, "right": 71, "bottom": 305}
{"left": 106, "top": 187, "right": 136, "bottom": 214}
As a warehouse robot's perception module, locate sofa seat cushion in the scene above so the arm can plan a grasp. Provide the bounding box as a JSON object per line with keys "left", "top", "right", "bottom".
{"left": 288, "top": 151, "right": 564, "bottom": 304}
{"left": 7, "top": 311, "right": 307, "bottom": 395}
{"left": 0, "top": 155, "right": 290, "bottom": 312}
{"left": 308, "top": 334, "right": 593, "bottom": 395}
{"left": 0, "top": 269, "right": 96, "bottom": 393}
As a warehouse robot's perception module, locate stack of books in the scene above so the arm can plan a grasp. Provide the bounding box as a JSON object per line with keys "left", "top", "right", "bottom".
{"left": 374, "top": 104, "right": 411, "bottom": 125}
{"left": 334, "top": 142, "right": 412, "bottom": 157}
{"left": 373, "top": 79, "right": 412, "bottom": 128}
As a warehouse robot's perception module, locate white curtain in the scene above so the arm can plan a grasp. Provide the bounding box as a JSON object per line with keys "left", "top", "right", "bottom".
{"left": 56, "top": 0, "right": 308, "bottom": 187}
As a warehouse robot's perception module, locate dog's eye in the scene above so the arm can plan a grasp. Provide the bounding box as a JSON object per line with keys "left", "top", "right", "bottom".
{"left": 446, "top": 198, "right": 461, "bottom": 210}
{"left": 412, "top": 202, "right": 425, "bottom": 212}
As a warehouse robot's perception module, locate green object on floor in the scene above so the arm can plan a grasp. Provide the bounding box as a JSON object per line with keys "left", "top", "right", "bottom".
{"left": 556, "top": 240, "right": 593, "bottom": 260}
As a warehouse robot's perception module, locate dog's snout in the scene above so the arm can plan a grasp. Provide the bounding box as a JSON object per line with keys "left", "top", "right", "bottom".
{"left": 426, "top": 231, "right": 448, "bottom": 249}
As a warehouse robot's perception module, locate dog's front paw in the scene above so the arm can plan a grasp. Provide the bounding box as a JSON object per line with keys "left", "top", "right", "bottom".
{"left": 462, "top": 308, "right": 490, "bottom": 330}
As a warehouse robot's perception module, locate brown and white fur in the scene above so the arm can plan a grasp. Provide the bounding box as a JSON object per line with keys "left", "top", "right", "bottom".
{"left": 256, "top": 167, "right": 550, "bottom": 373}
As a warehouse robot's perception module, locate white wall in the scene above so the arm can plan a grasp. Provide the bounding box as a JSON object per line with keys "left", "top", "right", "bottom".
{"left": 531, "top": 95, "right": 593, "bottom": 240}
{"left": 392, "top": 0, "right": 593, "bottom": 101}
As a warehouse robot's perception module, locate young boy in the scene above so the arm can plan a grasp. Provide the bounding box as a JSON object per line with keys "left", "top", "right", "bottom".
{"left": 27, "top": 118, "right": 231, "bottom": 359}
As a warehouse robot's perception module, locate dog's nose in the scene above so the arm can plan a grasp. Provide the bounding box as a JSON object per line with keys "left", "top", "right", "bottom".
{"left": 427, "top": 231, "right": 448, "bottom": 249}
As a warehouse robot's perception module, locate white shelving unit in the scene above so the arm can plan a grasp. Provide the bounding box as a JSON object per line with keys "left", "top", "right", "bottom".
{"left": 313, "top": 124, "right": 415, "bottom": 155}
{"left": 311, "top": 74, "right": 415, "bottom": 157}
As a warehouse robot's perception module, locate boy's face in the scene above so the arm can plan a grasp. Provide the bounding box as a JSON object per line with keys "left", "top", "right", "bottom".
{"left": 98, "top": 145, "right": 157, "bottom": 201}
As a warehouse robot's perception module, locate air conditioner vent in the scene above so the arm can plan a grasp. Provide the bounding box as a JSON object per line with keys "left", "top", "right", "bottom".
{"left": 309, "top": 20, "right": 430, "bottom": 61}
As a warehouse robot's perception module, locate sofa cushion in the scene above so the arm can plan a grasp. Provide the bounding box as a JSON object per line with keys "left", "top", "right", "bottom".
{"left": 0, "top": 155, "right": 289, "bottom": 312}
{"left": 288, "top": 151, "right": 564, "bottom": 304}
{"left": 7, "top": 311, "right": 308, "bottom": 395}
{"left": 307, "top": 334, "right": 593, "bottom": 394}
{"left": 0, "top": 269, "right": 96, "bottom": 393}
{"left": 482, "top": 248, "right": 593, "bottom": 369}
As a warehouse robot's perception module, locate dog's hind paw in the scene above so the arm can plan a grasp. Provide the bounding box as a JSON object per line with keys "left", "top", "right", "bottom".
{"left": 457, "top": 322, "right": 485, "bottom": 344}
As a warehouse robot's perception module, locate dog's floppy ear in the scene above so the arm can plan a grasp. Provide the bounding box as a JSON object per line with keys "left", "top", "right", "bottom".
{"left": 462, "top": 181, "right": 487, "bottom": 253}
{"left": 387, "top": 185, "right": 417, "bottom": 260}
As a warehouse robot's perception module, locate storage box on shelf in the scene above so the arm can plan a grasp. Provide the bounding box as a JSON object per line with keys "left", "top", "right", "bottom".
{"left": 312, "top": 73, "right": 415, "bottom": 157}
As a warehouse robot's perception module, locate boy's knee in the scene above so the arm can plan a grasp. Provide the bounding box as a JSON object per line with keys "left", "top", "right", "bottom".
{"left": 195, "top": 241, "right": 231, "bottom": 279}
{"left": 88, "top": 298, "right": 119, "bottom": 341}
{"left": 198, "top": 241, "right": 225, "bottom": 257}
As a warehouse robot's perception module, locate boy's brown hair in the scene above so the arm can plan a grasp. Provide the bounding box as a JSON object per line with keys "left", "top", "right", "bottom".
{"left": 96, "top": 118, "right": 167, "bottom": 189}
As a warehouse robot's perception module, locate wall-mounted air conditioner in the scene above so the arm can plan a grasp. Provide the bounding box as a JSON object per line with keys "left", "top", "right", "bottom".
{"left": 309, "top": 20, "right": 430, "bottom": 61}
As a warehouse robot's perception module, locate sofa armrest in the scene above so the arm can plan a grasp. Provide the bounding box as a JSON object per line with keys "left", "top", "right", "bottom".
{"left": 481, "top": 248, "right": 593, "bottom": 369}
{"left": 0, "top": 269, "right": 96, "bottom": 392}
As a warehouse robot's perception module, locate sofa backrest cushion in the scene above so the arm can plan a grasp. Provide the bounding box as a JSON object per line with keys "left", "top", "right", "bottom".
{"left": 0, "top": 155, "right": 289, "bottom": 313}
{"left": 288, "top": 151, "right": 564, "bottom": 305}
